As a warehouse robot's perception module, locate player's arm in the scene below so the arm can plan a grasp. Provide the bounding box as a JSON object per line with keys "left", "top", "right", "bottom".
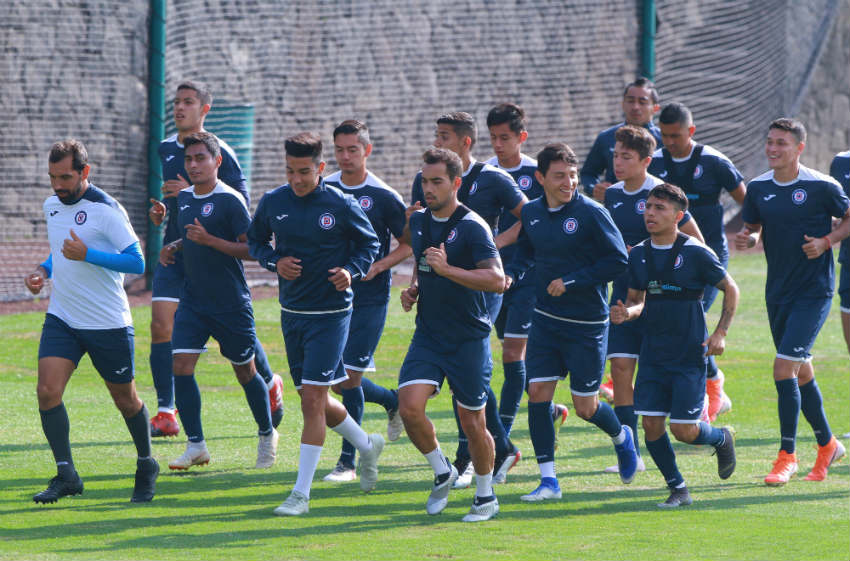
{"left": 704, "top": 273, "right": 739, "bottom": 356}
{"left": 427, "top": 249, "right": 505, "bottom": 293}
{"left": 734, "top": 221, "right": 761, "bottom": 250}
{"left": 401, "top": 266, "right": 419, "bottom": 312}
{"left": 184, "top": 218, "right": 251, "bottom": 259}
{"left": 160, "top": 238, "right": 182, "bottom": 266}
{"left": 25, "top": 256, "right": 52, "bottom": 294}
{"left": 580, "top": 136, "right": 607, "bottom": 196}
{"left": 610, "top": 288, "right": 645, "bottom": 324}
{"left": 337, "top": 198, "right": 380, "bottom": 285}
{"left": 504, "top": 225, "right": 534, "bottom": 291}
{"left": 494, "top": 220, "right": 522, "bottom": 249}
{"left": 550, "top": 212, "right": 628, "bottom": 296}
{"left": 365, "top": 237, "right": 413, "bottom": 282}
{"left": 729, "top": 182, "right": 746, "bottom": 204}
{"left": 804, "top": 207, "right": 850, "bottom": 259}
{"left": 61, "top": 229, "right": 145, "bottom": 274}
{"left": 247, "top": 195, "right": 281, "bottom": 271}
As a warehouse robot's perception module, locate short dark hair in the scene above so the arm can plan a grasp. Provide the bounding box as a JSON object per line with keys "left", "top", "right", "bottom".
{"left": 183, "top": 131, "right": 220, "bottom": 159}
{"left": 423, "top": 147, "right": 463, "bottom": 181}
{"left": 436, "top": 112, "right": 477, "bottom": 148}
{"left": 658, "top": 102, "right": 693, "bottom": 127}
{"left": 769, "top": 118, "right": 807, "bottom": 144}
{"left": 615, "top": 125, "right": 657, "bottom": 160}
{"left": 176, "top": 80, "right": 212, "bottom": 106}
{"left": 486, "top": 103, "right": 527, "bottom": 135}
{"left": 333, "top": 119, "right": 370, "bottom": 146}
{"left": 49, "top": 139, "right": 88, "bottom": 172}
{"left": 536, "top": 142, "right": 578, "bottom": 176}
{"left": 648, "top": 182, "right": 689, "bottom": 211}
{"left": 285, "top": 132, "right": 323, "bottom": 163}
{"left": 623, "top": 77, "right": 660, "bottom": 104}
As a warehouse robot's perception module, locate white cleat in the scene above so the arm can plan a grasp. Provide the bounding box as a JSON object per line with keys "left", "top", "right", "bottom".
{"left": 426, "top": 464, "right": 458, "bottom": 515}
{"left": 386, "top": 408, "right": 404, "bottom": 442}
{"left": 452, "top": 462, "right": 474, "bottom": 489}
{"left": 717, "top": 393, "right": 733, "bottom": 416}
{"left": 462, "top": 496, "right": 499, "bottom": 522}
{"left": 603, "top": 455, "right": 646, "bottom": 474}
{"left": 168, "top": 443, "right": 211, "bottom": 470}
{"left": 323, "top": 462, "right": 356, "bottom": 482}
{"left": 255, "top": 428, "right": 279, "bottom": 469}
{"left": 273, "top": 490, "right": 309, "bottom": 516}
{"left": 358, "top": 433, "right": 384, "bottom": 493}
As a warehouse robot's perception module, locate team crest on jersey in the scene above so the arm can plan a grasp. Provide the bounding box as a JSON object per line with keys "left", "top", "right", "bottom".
{"left": 446, "top": 228, "right": 458, "bottom": 243}
{"left": 635, "top": 199, "right": 647, "bottom": 214}
{"left": 319, "top": 213, "right": 336, "bottom": 230}
{"left": 74, "top": 211, "right": 87, "bottom": 225}
{"left": 518, "top": 175, "right": 533, "bottom": 191}
{"left": 674, "top": 254, "right": 684, "bottom": 269}
{"left": 791, "top": 189, "right": 807, "bottom": 205}
{"left": 469, "top": 181, "right": 479, "bottom": 195}
{"left": 693, "top": 164, "right": 703, "bottom": 179}
{"left": 201, "top": 202, "right": 214, "bottom": 216}
{"left": 563, "top": 218, "right": 578, "bottom": 234}
{"left": 358, "top": 196, "right": 373, "bottom": 211}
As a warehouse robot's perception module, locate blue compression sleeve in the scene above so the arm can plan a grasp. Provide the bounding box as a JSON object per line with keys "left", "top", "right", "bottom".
{"left": 40, "top": 255, "right": 53, "bottom": 278}
{"left": 84, "top": 241, "right": 145, "bottom": 274}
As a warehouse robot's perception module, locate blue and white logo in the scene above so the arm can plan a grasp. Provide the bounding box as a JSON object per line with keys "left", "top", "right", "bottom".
{"left": 674, "top": 254, "right": 684, "bottom": 269}
{"left": 74, "top": 211, "right": 87, "bottom": 225}
{"left": 635, "top": 199, "right": 646, "bottom": 214}
{"left": 319, "top": 213, "right": 336, "bottom": 230}
{"left": 563, "top": 217, "right": 578, "bottom": 234}
{"left": 358, "top": 196, "right": 373, "bottom": 211}
{"left": 446, "top": 228, "right": 458, "bottom": 243}
{"left": 693, "top": 164, "right": 703, "bottom": 179}
{"left": 518, "top": 175, "right": 533, "bottom": 191}
{"left": 201, "top": 202, "right": 214, "bottom": 217}
{"left": 469, "top": 181, "right": 479, "bottom": 196}
{"left": 792, "top": 189, "right": 807, "bottom": 205}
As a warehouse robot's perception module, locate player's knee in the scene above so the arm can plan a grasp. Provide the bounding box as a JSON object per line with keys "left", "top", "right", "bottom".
{"left": 150, "top": 317, "right": 172, "bottom": 342}
{"left": 572, "top": 399, "right": 597, "bottom": 420}
{"left": 398, "top": 398, "right": 425, "bottom": 425}
{"left": 458, "top": 408, "right": 486, "bottom": 437}
{"left": 670, "top": 423, "right": 697, "bottom": 443}
{"left": 501, "top": 338, "right": 526, "bottom": 363}
{"left": 36, "top": 382, "right": 61, "bottom": 409}
{"left": 641, "top": 416, "right": 666, "bottom": 440}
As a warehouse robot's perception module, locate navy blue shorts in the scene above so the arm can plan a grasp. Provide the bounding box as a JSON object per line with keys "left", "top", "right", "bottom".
{"left": 767, "top": 298, "right": 831, "bottom": 362}
{"left": 38, "top": 313, "right": 135, "bottom": 384}
{"left": 398, "top": 331, "right": 492, "bottom": 410}
{"left": 151, "top": 260, "right": 183, "bottom": 302}
{"left": 634, "top": 362, "right": 706, "bottom": 423}
{"left": 281, "top": 310, "right": 349, "bottom": 388}
{"left": 342, "top": 302, "right": 388, "bottom": 372}
{"left": 606, "top": 314, "right": 645, "bottom": 359}
{"left": 494, "top": 281, "right": 535, "bottom": 340}
{"left": 839, "top": 263, "right": 850, "bottom": 312}
{"left": 525, "top": 311, "right": 608, "bottom": 396}
{"left": 483, "top": 291, "right": 503, "bottom": 325}
{"left": 172, "top": 303, "right": 257, "bottom": 365}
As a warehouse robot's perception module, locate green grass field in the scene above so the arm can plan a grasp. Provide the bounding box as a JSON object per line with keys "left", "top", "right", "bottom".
{"left": 0, "top": 252, "right": 848, "bottom": 561}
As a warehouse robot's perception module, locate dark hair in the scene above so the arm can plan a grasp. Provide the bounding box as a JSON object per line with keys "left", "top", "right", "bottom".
{"left": 49, "top": 139, "right": 88, "bottom": 172}
{"left": 486, "top": 103, "right": 527, "bottom": 134}
{"left": 658, "top": 102, "right": 693, "bottom": 127}
{"left": 623, "top": 77, "right": 660, "bottom": 104}
{"left": 423, "top": 147, "right": 463, "bottom": 181}
{"left": 176, "top": 80, "right": 213, "bottom": 107}
{"left": 333, "top": 119, "right": 370, "bottom": 146}
{"left": 536, "top": 142, "right": 578, "bottom": 176}
{"left": 436, "top": 111, "right": 477, "bottom": 148}
{"left": 648, "top": 182, "right": 689, "bottom": 211}
{"left": 615, "top": 125, "right": 657, "bottom": 160}
{"left": 769, "top": 118, "right": 807, "bottom": 144}
{"left": 183, "top": 131, "right": 221, "bottom": 159}
{"left": 285, "top": 132, "right": 323, "bottom": 163}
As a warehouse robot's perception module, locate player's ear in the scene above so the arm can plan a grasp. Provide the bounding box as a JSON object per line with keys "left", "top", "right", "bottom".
{"left": 200, "top": 103, "right": 211, "bottom": 118}
{"left": 215, "top": 154, "right": 222, "bottom": 167}
{"left": 80, "top": 164, "right": 91, "bottom": 181}
{"left": 364, "top": 143, "right": 373, "bottom": 158}
{"left": 519, "top": 131, "right": 528, "bottom": 143}
{"left": 535, "top": 170, "right": 544, "bottom": 185}
{"left": 453, "top": 176, "right": 461, "bottom": 189}
{"left": 317, "top": 160, "right": 326, "bottom": 175}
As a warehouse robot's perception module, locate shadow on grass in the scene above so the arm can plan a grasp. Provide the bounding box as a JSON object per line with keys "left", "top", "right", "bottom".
{"left": 0, "top": 433, "right": 257, "bottom": 454}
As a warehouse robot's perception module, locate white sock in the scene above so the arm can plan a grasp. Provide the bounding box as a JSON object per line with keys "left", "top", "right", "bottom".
{"left": 612, "top": 426, "right": 627, "bottom": 445}
{"left": 475, "top": 471, "right": 493, "bottom": 498}
{"left": 158, "top": 407, "right": 175, "bottom": 414}
{"left": 539, "top": 461, "right": 556, "bottom": 479}
{"left": 424, "top": 447, "right": 450, "bottom": 476}
{"left": 293, "top": 443, "right": 323, "bottom": 498}
{"left": 188, "top": 440, "right": 207, "bottom": 451}
{"left": 330, "top": 414, "right": 372, "bottom": 451}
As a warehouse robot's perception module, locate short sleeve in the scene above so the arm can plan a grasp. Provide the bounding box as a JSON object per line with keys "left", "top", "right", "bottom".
{"left": 102, "top": 204, "right": 140, "bottom": 251}
{"left": 741, "top": 184, "right": 761, "bottom": 225}
{"left": 824, "top": 179, "right": 850, "bottom": 219}
{"left": 627, "top": 246, "right": 648, "bottom": 291}
{"left": 385, "top": 191, "right": 407, "bottom": 238}
{"left": 697, "top": 245, "right": 727, "bottom": 287}
{"left": 467, "top": 219, "right": 500, "bottom": 265}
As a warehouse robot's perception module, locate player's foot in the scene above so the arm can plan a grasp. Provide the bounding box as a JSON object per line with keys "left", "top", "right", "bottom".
{"left": 713, "top": 427, "right": 736, "bottom": 480}
{"left": 614, "top": 425, "right": 638, "bottom": 484}
{"left": 804, "top": 436, "right": 846, "bottom": 481}
{"left": 520, "top": 477, "right": 562, "bottom": 502}
{"left": 493, "top": 443, "right": 521, "bottom": 484}
{"left": 131, "top": 457, "right": 159, "bottom": 503}
{"left": 452, "top": 458, "right": 474, "bottom": 489}
{"left": 552, "top": 403, "right": 569, "bottom": 451}
{"left": 256, "top": 428, "right": 279, "bottom": 469}
{"left": 603, "top": 455, "right": 646, "bottom": 474}
{"left": 150, "top": 410, "right": 180, "bottom": 438}
{"left": 268, "top": 374, "right": 284, "bottom": 429}
{"left": 706, "top": 371, "right": 732, "bottom": 422}
{"left": 33, "top": 472, "right": 84, "bottom": 504}
{"left": 764, "top": 450, "right": 798, "bottom": 486}
{"left": 657, "top": 486, "right": 692, "bottom": 508}
{"left": 598, "top": 379, "right": 615, "bottom": 403}
{"left": 426, "top": 463, "right": 459, "bottom": 515}
{"left": 462, "top": 495, "right": 499, "bottom": 522}
{"left": 386, "top": 392, "right": 404, "bottom": 442}
{"left": 168, "top": 443, "right": 210, "bottom": 470}
{"left": 358, "top": 433, "right": 384, "bottom": 493}
{"left": 273, "top": 490, "right": 309, "bottom": 516}
{"left": 323, "top": 461, "right": 356, "bottom": 482}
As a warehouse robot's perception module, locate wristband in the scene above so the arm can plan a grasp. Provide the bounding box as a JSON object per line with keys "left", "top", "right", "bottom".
{"left": 823, "top": 236, "right": 832, "bottom": 249}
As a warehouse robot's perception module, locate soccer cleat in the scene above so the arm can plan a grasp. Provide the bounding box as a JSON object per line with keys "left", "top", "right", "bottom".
{"left": 150, "top": 411, "right": 180, "bottom": 438}
{"left": 804, "top": 436, "right": 846, "bottom": 481}
{"left": 255, "top": 428, "right": 279, "bottom": 469}
{"left": 552, "top": 403, "right": 569, "bottom": 451}
{"left": 706, "top": 371, "right": 732, "bottom": 422}
{"left": 603, "top": 455, "right": 646, "bottom": 474}
{"left": 598, "top": 379, "right": 615, "bottom": 403}
{"left": 323, "top": 461, "right": 357, "bottom": 482}
{"left": 614, "top": 425, "right": 639, "bottom": 484}
{"left": 426, "top": 464, "right": 459, "bottom": 515}
{"left": 462, "top": 495, "right": 499, "bottom": 522}
{"left": 520, "top": 477, "right": 562, "bottom": 502}
{"left": 168, "top": 443, "right": 211, "bottom": 470}
{"left": 131, "top": 458, "right": 159, "bottom": 503}
{"left": 268, "top": 374, "right": 284, "bottom": 429}
{"left": 657, "top": 486, "right": 692, "bottom": 508}
{"left": 713, "top": 427, "right": 736, "bottom": 480}
{"left": 386, "top": 402, "right": 404, "bottom": 442}
{"left": 452, "top": 460, "right": 474, "bottom": 489}
{"left": 33, "top": 473, "right": 84, "bottom": 504}
{"left": 764, "top": 450, "right": 798, "bottom": 486}
{"left": 358, "top": 433, "right": 384, "bottom": 493}
{"left": 699, "top": 394, "right": 711, "bottom": 422}
{"left": 273, "top": 490, "right": 309, "bottom": 516}
{"left": 493, "top": 445, "right": 521, "bottom": 484}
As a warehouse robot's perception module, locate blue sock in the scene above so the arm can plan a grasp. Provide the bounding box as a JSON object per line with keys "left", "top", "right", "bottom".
{"left": 40, "top": 403, "right": 75, "bottom": 478}
{"left": 499, "top": 361, "right": 526, "bottom": 435}
{"left": 588, "top": 401, "right": 622, "bottom": 437}
{"left": 453, "top": 397, "right": 469, "bottom": 462}
{"left": 241, "top": 373, "right": 272, "bottom": 435}
{"left": 149, "top": 341, "right": 174, "bottom": 409}
{"left": 614, "top": 405, "right": 640, "bottom": 456}
{"left": 124, "top": 403, "right": 152, "bottom": 458}
{"left": 485, "top": 385, "right": 511, "bottom": 454}
{"left": 339, "top": 386, "right": 364, "bottom": 467}
{"left": 799, "top": 379, "right": 833, "bottom": 446}
{"left": 645, "top": 432, "right": 684, "bottom": 488}
{"left": 361, "top": 377, "right": 397, "bottom": 411}
{"left": 253, "top": 337, "right": 274, "bottom": 385}
{"left": 775, "top": 378, "right": 800, "bottom": 454}
{"left": 174, "top": 374, "right": 204, "bottom": 443}
{"left": 706, "top": 355, "right": 719, "bottom": 378}
{"left": 691, "top": 421, "right": 724, "bottom": 446}
{"left": 528, "top": 401, "right": 555, "bottom": 464}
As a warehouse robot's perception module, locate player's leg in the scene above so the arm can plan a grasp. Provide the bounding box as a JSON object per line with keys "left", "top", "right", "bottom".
{"left": 324, "top": 383, "right": 383, "bottom": 493}
{"left": 325, "top": 371, "right": 362, "bottom": 481}
{"left": 703, "top": 251, "right": 731, "bottom": 421}
{"left": 840, "top": 263, "right": 850, "bottom": 354}
{"left": 150, "top": 264, "right": 181, "bottom": 437}
{"left": 523, "top": 379, "right": 562, "bottom": 501}
{"left": 605, "top": 318, "right": 643, "bottom": 473}
{"left": 252, "top": 336, "right": 284, "bottom": 429}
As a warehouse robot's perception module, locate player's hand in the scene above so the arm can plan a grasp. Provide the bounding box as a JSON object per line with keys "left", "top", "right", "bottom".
{"left": 328, "top": 267, "right": 352, "bottom": 291}
{"left": 406, "top": 201, "right": 424, "bottom": 220}
{"left": 159, "top": 242, "right": 179, "bottom": 266}
{"left": 363, "top": 261, "right": 385, "bottom": 282}
{"left": 276, "top": 256, "right": 302, "bottom": 280}
{"left": 734, "top": 229, "right": 756, "bottom": 250}
{"left": 185, "top": 218, "right": 213, "bottom": 246}
{"left": 149, "top": 198, "right": 166, "bottom": 226}
{"left": 802, "top": 235, "right": 829, "bottom": 259}
{"left": 62, "top": 229, "right": 87, "bottom": 261}
{"left": 547, "top": 278, "right": 566, "bottom": 297}
{"left": 424, "top": 243, "right": 450, "bottom": 275}
{"left": 504, "top": 275, "right": 514, "bottom": 292}
{"left": 610, "top": 299, "right": 629, "bottom": 324}
{"left": 401, "top": 284, "right": 419, "bottom": 312}
{"left": 592, "top": 181, "right": 611, "bottom": 202}
{"left": 703, "top": 331, "right": 726, "bottom": 356}
{"left": 25, "top": 271, "right": 45, "bottom": 295}
{"left": 162, "top": 174, "right": 189, "bottom": 198}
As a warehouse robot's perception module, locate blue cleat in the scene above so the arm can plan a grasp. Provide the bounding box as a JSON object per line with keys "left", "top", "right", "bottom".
{"left": 520, "top": 477, "right": 562, "bottom": 502}
{"left": 614, "top": 425, "right": 638, "bottom": 484}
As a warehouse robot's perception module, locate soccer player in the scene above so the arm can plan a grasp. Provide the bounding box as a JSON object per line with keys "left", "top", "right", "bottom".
{"left": 830, "top": 150, "right": 850, "bottom": 353}
{"left": 649, "top": 102, "right": 746, "bottom": 421}
{"left": 507, "top": 142, "right": 638, "bottom": 502}
{"left": 248, "top": 132, "right": 384, "bottom": 516}
{"left": 27, "top": 139, "right": 157, "bottom": 503}
{"left": 148, "top": 81, "right": 283, "bottom": 438}
{"left": 398, "top": 147, "right": 505, "bottom": 522}
{"left": 581, "top": 77, "right": 662, "bottom": 202}
{"left": 321, "top": 120, "right": 409, "bottom": 482}
{"left": 159, "top": 132, "right": 278, "bottom": 472}
{"left": 735, "top": 118, "right": 849, "bottom": 485}
{"left": 611, "top": 182, "right": 738, "bottom": 508}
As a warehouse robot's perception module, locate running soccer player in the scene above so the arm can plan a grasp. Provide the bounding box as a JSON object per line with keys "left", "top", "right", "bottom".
{"left": 148, "top": 81, "right": 283, "bottom": 438}
{"left": 248, "top": 132, "right": 384, "bottom": 516}
{"left": 28, "top": 139, "right": 157, "bottom": 504}
{"left": 830, "top": 150, "right": 850, "bottom": 353}
{"left": 398, "top": 147, "right": 505, "bottom": 522}
{"left": 507, "top": 142, "right": 638, "bottom": 502}
{"left": 581, "top": 77, "right": 662, "bottom": 202}
{"left": 735, "top": 118, "right": 849, "bottom": 485}
{"left": 611, "top": 182, "right": 738, "bottom": 508}
{"left": 321, "top": 120, "right": 409, "bottom": 482}
{"left": 649, "top": 102, "right": 746, "bottom": 421}
{"left": 160, "top": 132, "right": 278, "bottom": 472}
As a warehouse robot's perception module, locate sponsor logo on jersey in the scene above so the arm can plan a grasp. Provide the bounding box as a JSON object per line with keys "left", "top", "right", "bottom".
{"left": 359, "top": 196, "right": 373, "bottom": 211}
{"left": 563, "top": 218, "right": 578, "bottom": 234}
{"left": 687, "top": 406, "right": 702, "bottom": 415}
{"left": 612, "top": 201, "right": 623, "bottom": 208}
{"left": 114, "top": 366, "right": 129, "bottom": 375}
{"left": 49, "top": 210, "right": 59, "bottom": 217}
{"left": 276, "top": 213, "right": 289, "bottom": 220}
{"left": 319, "top": 213, "right": 335, "bottom": 230}
{"left": 693, "top": 164, "right": 703, "bottom": 179}
{"left": 446, "top": 228, "right": 458, "bottom": 243}
{"left": 635, "top": 199, "right": 646, "bottom": 214}
{"left": 165, "top": 154, "right": 175, "bottom": 162}
{"left": 659, "top": 170, "right": 668, "bottom": 178}
{"left": 469, "top": 181, "right": 478, "bottom": 195}
{"left": 74, "top": 211, "right": 87, "bottom": 225}
{"left": 180, "top": 205, "right": 190, "bottom": 211}
{"left": 529, "top": 219, "right": 540, "bottom": 226}
{"left": 763, "top": 194, "right": 776, "bottom": 201}
{"left": 793, "top": 346, "right": 805, "bottom": 353}
{"left": 201, "top": 202, "right": 214, "bottom": 216}
{"left": 521, "top": 322, "right": 531, "bottom": 330}
{"left": 673, "top": 254, "right": 684, "bottom": 269}
{"left": 320, "top": 369, "right": 335, "bottom": 377}
{"left": 791, "top": 189, "right": 807, "bottom": 205}
{"left": 518, "top": 175, "right": 533, "bottom": 190}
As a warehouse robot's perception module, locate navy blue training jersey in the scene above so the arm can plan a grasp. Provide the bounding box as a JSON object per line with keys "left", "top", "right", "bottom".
{"left": 247, "top": 181, "right": 379, "bottom": 313}
{"left": 742, "top": 165, "right": 850, "bottom": 304}
{"left": 324, "top": 170, "right": 406, "bottom": 306}
{"left": 580, "top": 121, "right": 662, "bottom": 195}
{"left": 830, "top": 151, "right": 850, "bottom": 264}
{"left": 410, "top": 209, "right": 500, "bottom": 343}
{"left": 628, "top": 237, "right": 727, "bottom": 367}
{"left": 176, "top": 181, "right": 251, "bottom": 311}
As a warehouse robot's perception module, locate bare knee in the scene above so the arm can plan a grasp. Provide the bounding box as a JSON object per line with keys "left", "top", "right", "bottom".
{"left": 501, "top": 337, "right": 526, "bottom": 363}
{"left": 572, "top": 396, "right": 598, "bottom": 420}
{"left": 670, "top": 423, "right": 698, "bottom": 443}
{"left": 642, "top": 416, "right": 666, "bottom": 440}
{"left": 458, "top": 408, "right": 487, "bottom": 437}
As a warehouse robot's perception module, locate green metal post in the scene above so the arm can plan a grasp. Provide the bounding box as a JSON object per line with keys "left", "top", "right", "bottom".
{"left": 146, "top": 0, "right": 166, "bottom": 288}
{"left": 641, "top": 0, "right": 656, "bottom": 80}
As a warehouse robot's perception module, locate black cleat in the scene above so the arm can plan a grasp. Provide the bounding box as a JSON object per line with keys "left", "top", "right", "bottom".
{"left": 714, "top": 427, "right": 736, "bottom": 480}
{"left": 131, "top": 458, "right": 159, "bottom": 503}
{"left": 493, "top": 442, "right": 521, "bottom": 484}
{"left": 271, "top": 407, "right": 284, "bottom": 429}
{"left": 33, "top": 473, "right": 84, "bottom": 504}
{"left": 657, "top": 486, "right": 692, "bottom": 508}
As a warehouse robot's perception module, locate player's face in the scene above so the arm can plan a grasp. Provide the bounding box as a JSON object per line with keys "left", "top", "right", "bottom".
{"left": 174, "top": 88, "right": 208, "bottom": 133}
{"left": 184, "top": 143, "right": 221, "bottom": 186}
{"left": 48, "top": 156, "right": 89, "bottom": 203}
{"left": 622, "top": 86, "right": 659, "bottom": 126}
{"left": 489, "top": 123, "right": 526, "bottom": 163}
{"left": 644, "top": 195, "right": 683, "bottom": 235}
{"left": 421, "top": 162, "right": 460, "bottom": 212}
{"left": 286, "top": 155, "right": 325, "bottom": 197}
{"left": 659, "top": 122, "right": 695, "bottom": 158}
{"left": 765, "top": 129, "right": 804, "bottom": 171}
{"left": 334, "top": 134, "right": 371, "bottom": 175}
{"left": 434, "top": 124, "right": 466, "bottom": 156}
{"left": 613, "top": 142, "right": 650, "bottom": 182}
{"left": 536, "top": 161, "right": 579, "bottom": 206}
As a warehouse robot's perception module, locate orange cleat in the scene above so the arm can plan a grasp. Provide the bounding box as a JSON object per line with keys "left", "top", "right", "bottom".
{"left": 150, "top": 410, "right": 180, "bottom": 437}
{"left": 764, "top": 450, "right": 798, "bottom": 486}
{"left": 804, "top": 436, "right": 846, "bottom": 481}
{"left": 599, "top": 379, "right": 615, "bottom": 403}
{"left": 706, "top": 371, "right": 732, "bottom": 422}
{"left": 268, "top": 374, "right": 284, "bottom": 428}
